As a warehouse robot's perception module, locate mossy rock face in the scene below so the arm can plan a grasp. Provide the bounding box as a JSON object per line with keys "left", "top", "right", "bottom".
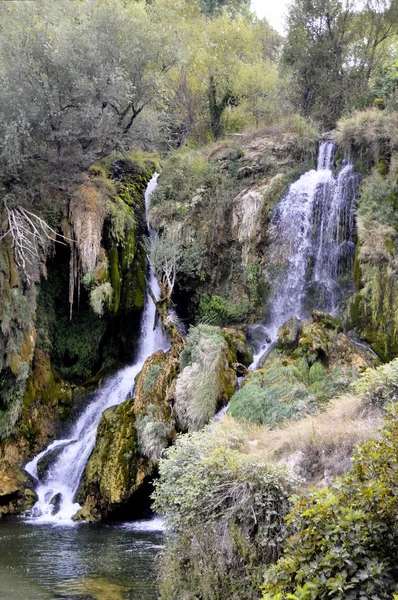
{"left": 0, "top": 467, "right": 37, "bottom": 516}
{"left": 76, "top": 398, "right": 145, "bottom": 520}
{"left": 296, "top": 321, "right": 331, "bottom": 363}
{"left": 0, "top": 152, "right": 157, "bottom": 450}
{"left": 134, "top": 348, "right": 180, "bottom": 425}
{"left": 350, "top": 261, "right": 398, "bottom": 362}
{"left": 230, "top": 313, "right": 376, "bottom": 426}
{"left": 133, "top": 320, "right": 184, "bottom": 461}
{"left": 289, "top": 313, "right": 373, "bottom": 370}
{"left": 221, "top": 327, "right": 253, "bottom": 366}
{"left": 311, "top": 310, "right": 343, "bottom": 332}
{"left": 277, "top": 316, "right": 300, "bottom": 353}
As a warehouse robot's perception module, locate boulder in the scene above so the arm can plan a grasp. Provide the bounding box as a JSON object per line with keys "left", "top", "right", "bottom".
{"left": 0, "top": 468, "right": 37, "bottom": 516}
{"left": 277, "top": 316, "right": 300, "bottom": 352}
{"left": 222, "top": 327, "right": 254, "bottom": 366}
{"left": 247, "top": 324, "right": 271, "bottom": 354}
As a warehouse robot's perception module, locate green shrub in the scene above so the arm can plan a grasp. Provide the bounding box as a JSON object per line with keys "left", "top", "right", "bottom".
{"left": 229, "top": 379, "right": 311, "bottom": 427}
{"left": 355, "top": 359, "right": 398, "bottom": 409}
{"left": 308, "top": 360, "right": 326, "bottom": 384}
{"left": 262, "top": 403, "right": 398, "bottom": 600}
{"left": 229, "top": 354, "right": 354, "bottom": 427}
{"left": 198, "top": 293, "right": 251, "bottom": 326}
{"left": 153, "top": 426, "right": 298, "bottom": 600}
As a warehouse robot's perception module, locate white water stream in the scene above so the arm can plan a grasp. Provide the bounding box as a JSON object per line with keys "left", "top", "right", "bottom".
{"left": 250, "top": 141, "right": 359, "bottom": 367}
{"left": 25, "top": 174, "right": 169, "bottom": 523}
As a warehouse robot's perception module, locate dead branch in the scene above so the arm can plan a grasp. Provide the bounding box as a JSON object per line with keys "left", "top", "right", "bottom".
{"left": 3, "top": 199, "right": 75, "bottom": 284}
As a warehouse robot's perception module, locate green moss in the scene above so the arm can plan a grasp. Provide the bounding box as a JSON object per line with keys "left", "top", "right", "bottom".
{"left": 76, "top": 397, "right": 140, "bottom": 519}
{"left": 121, "top": 230, "right": 136, "bottom": 271}
{"left": 109, "top": 247, "right": 121, "bottom": 314}
{"left": 353, "top": 241, "right": 362, "bottom": 289}
{"left": 350, "top": 293, "right": 361, "bottom": 328}
{"left": 143, "top": 365, "right": 162, "bottom": 394}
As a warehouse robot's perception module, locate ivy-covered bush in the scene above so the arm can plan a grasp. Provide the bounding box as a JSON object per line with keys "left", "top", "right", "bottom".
{"left": 262, "top": 403, "right": 398, "bottom": 600}
{"left": 152, "top": 426, "right": 298, "bottom": 600}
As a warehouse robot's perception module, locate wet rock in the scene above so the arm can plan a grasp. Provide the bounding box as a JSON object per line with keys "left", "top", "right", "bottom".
{"left": 232, "top": 362, "right": 249, "bottom": 377}
{"left": 77, "top": 398, "right": 147, "bottom": 520}
{"left": 37, "top": 444, "right": 71, "bottom": 480}
{"left": 0, "top": 468, "right": 37, "bottom": 516}
{"left": 247, "top": 324, "right": 271, "bottom": 355}
{"left": 73, "top": 497, "right": 102, "bottom": 523}
{"left": 50, "top": 492, "right": 63, "bottom": 515}
{"left": 258, "top": 340, "right": 278, "bottom": 369}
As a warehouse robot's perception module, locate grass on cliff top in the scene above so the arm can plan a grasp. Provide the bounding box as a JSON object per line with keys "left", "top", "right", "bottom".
{"left": 150, "top": 114, "right": 319, "bottom": 215}
{"left": 219, "top": 360, "right": 398, "bottom": 484}
{"left": 336, "top": 108, "right": 398, "bottom": 167}
{"left": 218, "top": 394, "right": 382, "bottom": 485}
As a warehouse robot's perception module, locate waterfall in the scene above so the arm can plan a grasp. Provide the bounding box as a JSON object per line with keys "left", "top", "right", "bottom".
{"left": 251, "top": 141, "right": 359, "bottom": 366}
{"left": 25, "top": 174, "right": 169, "bottom": 523}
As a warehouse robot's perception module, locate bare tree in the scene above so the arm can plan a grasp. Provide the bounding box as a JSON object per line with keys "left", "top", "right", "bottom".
{"left": 146, "top": 232, "right": 182, "bottom": 299}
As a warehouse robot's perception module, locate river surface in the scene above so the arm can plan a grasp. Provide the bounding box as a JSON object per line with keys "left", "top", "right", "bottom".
{"left": 0, "top": 518, "right": 163, "bottom": 600}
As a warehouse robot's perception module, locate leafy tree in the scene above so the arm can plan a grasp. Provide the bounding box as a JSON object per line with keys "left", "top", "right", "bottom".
{"left": 0, "top": 0, "right": 178, "bottom": 195}
{"left": 283, "top": 0, "right": 398, "bottom": 127}
{"left": 164, "top": 12, "right": 281, "bottom": 141}
{"left": 200, "top": 0, "right": 250, "bottom": 15}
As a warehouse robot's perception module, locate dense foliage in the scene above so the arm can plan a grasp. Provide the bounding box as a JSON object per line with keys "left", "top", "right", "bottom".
{"left": 262, "top": 402, "right": 398, "bottom": 600}
{"left": 153, "top": 426, "right": 298, "bottom": 600}
{"left": 283, "top": 0, "right": 398, "bottom": 127}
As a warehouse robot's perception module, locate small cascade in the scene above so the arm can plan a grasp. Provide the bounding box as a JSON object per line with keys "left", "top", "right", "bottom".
{"left": 252, "top": 141, "right": 359, "bottom": 366}
{"left": 25, "top": 174, "right": 169, "bottom": 523}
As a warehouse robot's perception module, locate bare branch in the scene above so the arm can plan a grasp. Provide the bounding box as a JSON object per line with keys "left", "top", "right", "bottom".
{"left": 3, "top": 199, "right": 75, "bottom": 284}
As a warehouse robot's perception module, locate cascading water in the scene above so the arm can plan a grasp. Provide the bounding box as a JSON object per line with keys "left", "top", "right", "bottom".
{"left": 251, "top": 141, "right": 359, "bottom": 366}
{"left": 25, "top": 174, "right": 169, "bottom": 523}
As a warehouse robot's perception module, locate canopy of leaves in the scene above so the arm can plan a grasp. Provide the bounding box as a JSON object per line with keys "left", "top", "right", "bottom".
{"left": 283, "top": 0, "right": 398, "bottom": 127}
{"left": 0, "top": 0, "right": 179, "bottom": 199}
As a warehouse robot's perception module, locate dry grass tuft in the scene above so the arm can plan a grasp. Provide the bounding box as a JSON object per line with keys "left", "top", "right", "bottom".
{"left": 218, "top": 394, "right": 382, "bottom": 486}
